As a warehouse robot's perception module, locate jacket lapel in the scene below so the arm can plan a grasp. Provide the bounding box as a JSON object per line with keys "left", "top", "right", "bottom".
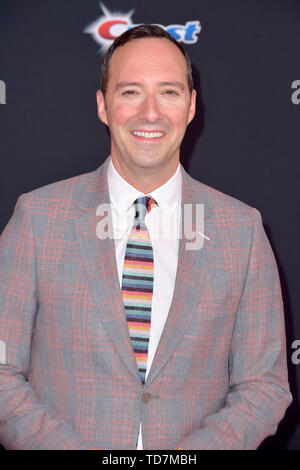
{"left": 73, "top": 158, "right": 142, "bottom": 385}
{"left": 145, "top": 166, "right": 217, "bottom": 386}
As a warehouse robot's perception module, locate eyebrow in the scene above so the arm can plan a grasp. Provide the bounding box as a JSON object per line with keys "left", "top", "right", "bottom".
{"left": 115, "top": 81, "right": 185, "bottom": 91}
{"left": 160, "top": 81, "right": 185, "bottom": 90}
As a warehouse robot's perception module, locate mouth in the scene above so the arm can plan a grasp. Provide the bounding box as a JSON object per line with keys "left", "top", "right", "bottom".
{"left": 130, "top": 130, "right": 165, "bottom": 141}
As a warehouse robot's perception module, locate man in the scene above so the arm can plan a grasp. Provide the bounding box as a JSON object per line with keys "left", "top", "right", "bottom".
{"left": 0, "top": 25, "right": 292, "bottom": 450}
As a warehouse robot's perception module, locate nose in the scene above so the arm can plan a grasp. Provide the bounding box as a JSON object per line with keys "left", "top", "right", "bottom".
{"left": 138, "top": 93, "right": 161, "bottom": 123}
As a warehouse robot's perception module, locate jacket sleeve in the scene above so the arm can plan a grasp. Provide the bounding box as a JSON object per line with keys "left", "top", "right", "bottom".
{"left": 0, "top": 194, "right": 99, "bottom": 450}
{"left": 175, "top": 207, "right": 292, "bottom": 450}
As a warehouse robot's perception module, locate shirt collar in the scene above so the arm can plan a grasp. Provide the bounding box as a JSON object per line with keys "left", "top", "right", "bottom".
{"left": 107, "top": 156, "right": 182, "bottom": 215}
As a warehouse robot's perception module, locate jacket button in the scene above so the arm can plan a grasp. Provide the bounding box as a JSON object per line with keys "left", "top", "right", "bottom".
{"left": 142, "top": 392, "right": 151, "bottom": 404}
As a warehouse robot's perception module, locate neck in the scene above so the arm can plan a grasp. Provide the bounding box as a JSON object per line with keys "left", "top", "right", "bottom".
{"left": 111, "top": 157, "right": 179, "bottom": 194}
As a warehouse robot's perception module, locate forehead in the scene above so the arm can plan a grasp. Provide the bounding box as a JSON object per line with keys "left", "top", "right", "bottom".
{"left": 108, "top": 37, "right": 188, "bottom": 86}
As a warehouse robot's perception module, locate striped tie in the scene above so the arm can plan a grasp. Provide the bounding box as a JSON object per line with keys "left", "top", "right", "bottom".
{"left": 121, "top": 196, "right": 157, "bottom": 384}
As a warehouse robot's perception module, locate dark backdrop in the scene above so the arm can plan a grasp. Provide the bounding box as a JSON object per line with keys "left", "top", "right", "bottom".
{"left": 0, "top": 0, "right": 299, "bottom": 450}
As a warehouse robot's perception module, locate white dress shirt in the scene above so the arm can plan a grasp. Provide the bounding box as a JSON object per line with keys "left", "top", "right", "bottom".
{"left": 107, "top": 157, "right": 182, "bottom": 450}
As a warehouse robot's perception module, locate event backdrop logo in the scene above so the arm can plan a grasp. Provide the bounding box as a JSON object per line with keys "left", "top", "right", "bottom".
{"left": 84, "top": 3, "right": 201, "bottom": 53}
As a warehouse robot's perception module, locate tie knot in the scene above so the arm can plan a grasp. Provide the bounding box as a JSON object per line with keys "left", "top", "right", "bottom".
{"left": 134, "top": 196, "right": 157, "bottom": 225}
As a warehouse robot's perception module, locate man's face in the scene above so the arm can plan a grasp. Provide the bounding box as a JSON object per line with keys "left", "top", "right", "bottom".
{"left": 97, "top": 37, "right": 196, "bottom": 177}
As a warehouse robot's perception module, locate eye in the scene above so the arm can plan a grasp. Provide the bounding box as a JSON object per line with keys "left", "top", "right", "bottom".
{"left": 163, "top": 90, "right": 179, "bottom": 96}
{"left": 122, "top": 90, "right": 138, "bottom": 96}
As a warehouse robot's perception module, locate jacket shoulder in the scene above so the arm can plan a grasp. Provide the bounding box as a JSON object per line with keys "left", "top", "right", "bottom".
{"left": 185, "top": 171, "right": 262, "bottom": 226}
{"left": 25, "top": 167, "right": 98, "bottom": 197}
{"left": 16, "top": 165, "right": 102, "bottom": 211}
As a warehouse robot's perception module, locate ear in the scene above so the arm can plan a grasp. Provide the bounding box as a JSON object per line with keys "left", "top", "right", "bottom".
{"left": 96, "top": 89, "right": 108, "bottom": 125}
{"left": 187, "top": 89, "right": 196, "bottom": 125}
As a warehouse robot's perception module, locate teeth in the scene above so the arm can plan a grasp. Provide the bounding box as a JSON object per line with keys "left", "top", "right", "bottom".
{"left": 132, "top": 131, "right": 163, "bottom": 138}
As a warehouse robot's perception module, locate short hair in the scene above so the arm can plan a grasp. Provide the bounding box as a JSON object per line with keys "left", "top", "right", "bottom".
{"left": 100, "top": 24, "right": 193, "bottom": 96}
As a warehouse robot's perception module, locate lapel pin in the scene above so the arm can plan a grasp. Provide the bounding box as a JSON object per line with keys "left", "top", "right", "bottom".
{"left": 198, "top": 231, "right": 210, "bottom": 240}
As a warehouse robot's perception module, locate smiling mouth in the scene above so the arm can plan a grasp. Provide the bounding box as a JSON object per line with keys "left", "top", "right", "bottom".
{"left": 131, "top": 130, "right": 165, "bottom": 139}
